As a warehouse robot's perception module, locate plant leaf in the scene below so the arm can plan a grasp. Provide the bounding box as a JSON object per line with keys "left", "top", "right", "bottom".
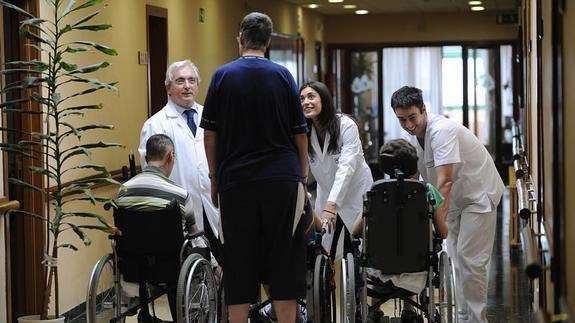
{"left": 61, "top": 0, "right": 77, "bottom": 18}
{"left": 60, "top": 104, "right": 102, "bottom": 113}
{"left": 70, "top": 0, "right": 105, "bottom": 13}
{"left": 68, "top": 223, "right": 92, "bottom": 246}
{"left": 72, "top": 41, "right": 117, "bottom": 56}
{"left": 74, "top": 24, "right": 111, "bottom": 31}
{"left": 20, "top": 17, "right": 47, "bottom": 28}
{"left": 67, "top": 61, "right": 109, "bottom": 74}
{"left": 67, "top": 75, "right": 118, "bottom": 91}
{"left": 8, "top": 178, "right": 45, "bottom": 193}
{"left": 59, "top": 124, "right": 114, "bottom": 141}
{"left": 64, "top": 46, "right": 89, "bottom": 53}
{"left": 62, "top": 82, "right": 118, "bottom": 101}
{"left": 61, "top": 147, "right": 91, "bottom": 163}
{"left": 62, "top": 211, "right": 111, "bottom": 227}
{"left": 0, "top": 1, "right": 35, "bottom": 19}
{"left": 71, "top": 10, "right": 99, "bottom": 27}
{"left": 0, "top": 97, "right": 31, "bottom": 108}
{"left": 60, "top": 61, "right": 78, "bottom": 72}
{"left": 56, "top": 244, "right": 78, "bottom": 251}
{"left": 9, "top": 209, "right": 47, "bottom": 221}
{"left": 63, "top": 163, "right": 110, "bottom": 177}
{"left": 29, "top": 166, "right": 58, "bottom": 180}
{"left": 20, "top": 29, "right": 47, "bottom": 45}
{"left": 0, "top": 68, "right": 44, "bottom": 75}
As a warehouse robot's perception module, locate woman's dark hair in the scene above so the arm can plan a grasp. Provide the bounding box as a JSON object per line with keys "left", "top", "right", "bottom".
{"left": 299, "top": 81, "right": 340, "bottom": 157}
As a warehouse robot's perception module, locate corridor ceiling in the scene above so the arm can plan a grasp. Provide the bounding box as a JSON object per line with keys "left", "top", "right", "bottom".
{"left": 284, "top": 0, "right": 519, "bottom": 15}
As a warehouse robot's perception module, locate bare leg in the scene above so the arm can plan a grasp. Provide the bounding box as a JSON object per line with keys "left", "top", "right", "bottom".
{"left": 228, "top": 303, "right": 250, "bottom": 323}
{"left": 273, "top": 300, "right": 297, "bottom": 323}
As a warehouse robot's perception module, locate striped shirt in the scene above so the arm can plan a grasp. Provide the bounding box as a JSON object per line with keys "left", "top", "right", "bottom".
{"left": 116, "top": 166, "right": 195, "bottom": 227}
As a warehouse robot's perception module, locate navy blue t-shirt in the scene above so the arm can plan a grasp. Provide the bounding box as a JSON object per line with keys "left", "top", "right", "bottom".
{"left": 200, "top": 56, "right": 308, "bottom": 192}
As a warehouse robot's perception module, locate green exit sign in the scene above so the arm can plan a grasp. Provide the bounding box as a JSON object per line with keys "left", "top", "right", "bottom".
{"left": 496, "top": 13, "right": 518, "bottom": 25}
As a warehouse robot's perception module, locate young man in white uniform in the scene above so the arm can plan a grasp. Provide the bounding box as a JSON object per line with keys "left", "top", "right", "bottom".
{"left": 138, "top": 60, "right": 220, "bottom": 257}
{"left": 391, "top": 86, "right": 504, "bottom": 323}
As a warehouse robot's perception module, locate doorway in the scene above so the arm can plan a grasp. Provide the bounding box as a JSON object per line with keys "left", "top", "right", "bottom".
{"left": 330, "top": 43, "right": 515, "bottom": 180}
{"left": 146, "top": 6, "right": 168, "bottom": 116}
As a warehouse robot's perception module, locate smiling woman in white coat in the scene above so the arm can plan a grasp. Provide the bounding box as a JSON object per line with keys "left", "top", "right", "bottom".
{"left": 299, "top": 81, "right": 374, "bottom": 260}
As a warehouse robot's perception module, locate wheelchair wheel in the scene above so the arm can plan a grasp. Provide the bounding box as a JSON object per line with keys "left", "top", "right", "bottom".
{"left": 86, "top": 254, "right": 125, "bottom": 323}
{"left": 312, "top": 254, "right": 335, "bottom": 323}
{"left": 438, "top": 251, "right": 457, "bottom": 323}
{"left": 340, "top": 253, "right": 356, "bottom": 323}
{"left": 176, "top": 253, "right": 217, "bottom": 323}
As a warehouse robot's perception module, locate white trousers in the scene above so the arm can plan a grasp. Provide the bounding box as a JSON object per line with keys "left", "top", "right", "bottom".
{"left": 446, "top": 206, "right": 497, "bottom": 323}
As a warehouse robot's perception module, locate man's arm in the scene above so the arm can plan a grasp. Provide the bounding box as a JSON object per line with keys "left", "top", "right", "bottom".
{"left": 204, "top": 129, "right": 218, "bottom": 207}
{"left": 293, "top": 133, "right": 309, "bottom": 182}
{"left": 435, "top": 163, "right": 454, "bottom": 219}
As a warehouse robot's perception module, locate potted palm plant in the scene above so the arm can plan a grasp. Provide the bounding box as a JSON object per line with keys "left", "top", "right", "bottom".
{"left": 0, "top": 0, "right": 122, "bottom": 321}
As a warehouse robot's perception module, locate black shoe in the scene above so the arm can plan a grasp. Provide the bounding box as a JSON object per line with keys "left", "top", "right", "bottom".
{"left": 400, "top": 309, "right": 423, "bottom": 323}
{"left": 137, "top": 311, "right": 173, "bottom": 323}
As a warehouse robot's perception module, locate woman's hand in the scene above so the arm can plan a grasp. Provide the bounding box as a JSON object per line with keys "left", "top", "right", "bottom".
{"left": 321, "top": 202, "right": 337, "bottom": 233}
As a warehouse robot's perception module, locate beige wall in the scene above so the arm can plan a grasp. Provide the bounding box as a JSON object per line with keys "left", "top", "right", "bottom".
{"left": 49, "top": 0, "right": 325, "bottom": 313}
{"left": 564, "top": 0, "right": 575, "bottom": 315}
{"left": 324, "top": 12, "right": 517, "bottom": 44}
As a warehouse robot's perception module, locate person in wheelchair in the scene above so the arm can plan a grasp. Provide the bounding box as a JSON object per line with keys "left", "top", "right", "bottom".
{"left": 351, "top": 139, "right": 447, "bottom": 322}
{"left": 116, "top": 133, "right": 206, "bottom": 323}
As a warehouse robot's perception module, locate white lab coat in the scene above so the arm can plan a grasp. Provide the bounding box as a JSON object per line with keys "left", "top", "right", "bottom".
{"left": 138, "top": 99, "right": 219, "bottom": 237}
{"left": 402, "top": 112, "right": 504, "bottom": 323}
{"left": 309, "top": 115, "right": 373, "bottom": 259}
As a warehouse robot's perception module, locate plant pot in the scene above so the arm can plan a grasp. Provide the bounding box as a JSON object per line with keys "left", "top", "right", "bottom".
{"left": 17, "top": 315, "right": 65, "bottom": 323}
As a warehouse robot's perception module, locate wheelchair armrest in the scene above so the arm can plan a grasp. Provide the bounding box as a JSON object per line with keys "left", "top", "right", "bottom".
{"left": 185, "top": 230, "right": 205, "bottom": 240}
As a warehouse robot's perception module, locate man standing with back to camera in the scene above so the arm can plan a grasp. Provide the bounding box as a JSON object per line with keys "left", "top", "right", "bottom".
{"left": 201, "top": 12, "right": 309, "bottom": 323}
{"left": 391, "top": 86, "right": 504, "bottom": 323}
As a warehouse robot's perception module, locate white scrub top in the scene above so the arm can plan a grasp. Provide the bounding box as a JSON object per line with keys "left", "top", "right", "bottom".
{"left": 309, "top": 114, "right": 373, "bottom": 257}
{"left": 139, "top": 99, "right": 220, "bottom": 237}
{"left": 404, "top": 112, "right": 504, "bottom": 213}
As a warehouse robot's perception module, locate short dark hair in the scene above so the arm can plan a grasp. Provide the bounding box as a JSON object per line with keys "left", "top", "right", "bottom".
{"left": 379, "top": 139, "right": 418, "bottom": 177}
{"left": 380, "top": 138, "right": 417, "bottom": 160}
{"left": 390, "top": 86, "right": 424, "bottom": 111}
{"left": 299, "top": 81, "right": 340, "bottom": 157}
{"left": 240, "top": 12, "right": 273, "bottom": 50}
{"left": 146, "top": 134, "right": 174, "bottom": 161}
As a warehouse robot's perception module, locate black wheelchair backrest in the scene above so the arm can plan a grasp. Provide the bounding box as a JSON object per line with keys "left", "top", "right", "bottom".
{"left": 365, "top": 178, "right": 430, "bottom": 274}
{"left": 113, "top": 200, "right": 185, "bottom": 283}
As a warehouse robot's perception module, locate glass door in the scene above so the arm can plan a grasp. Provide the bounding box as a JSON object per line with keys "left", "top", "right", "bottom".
{"left": 349, "top": 50, "right": 380, "bottom": 164}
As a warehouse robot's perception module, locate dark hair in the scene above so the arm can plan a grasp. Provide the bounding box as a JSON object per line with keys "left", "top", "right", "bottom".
{"left": 146, "top": 134, "right": 174, "bottom": 161}
{"left": 390, "top": 86, "right": 424, "bottom": 111}
{"left": 240, "top": 12, "right": 273, "bottom": 50}
{"left": 379, "top": 139, "right": 418, "bottom": 177}
{"left": 299, "top": 81, "right": 340, "bottom": 157}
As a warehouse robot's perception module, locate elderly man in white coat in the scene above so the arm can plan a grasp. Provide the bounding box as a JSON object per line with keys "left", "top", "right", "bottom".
{"left": 138, "top": 60, "right": 221, "bottom": 259}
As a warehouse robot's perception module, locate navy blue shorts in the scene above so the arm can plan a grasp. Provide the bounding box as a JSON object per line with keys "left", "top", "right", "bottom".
{"left": 219, "top": 181, "right": 307, "bottom": 305}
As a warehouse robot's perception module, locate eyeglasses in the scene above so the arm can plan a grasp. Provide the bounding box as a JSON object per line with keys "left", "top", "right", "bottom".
{"left": 173, "top": 77, "right": 198, "bottom": 86}
{"left": 169, "top": 150, "right": 177, "bottom": 160}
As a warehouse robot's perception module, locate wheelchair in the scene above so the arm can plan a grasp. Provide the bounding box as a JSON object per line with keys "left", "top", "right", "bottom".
{"left": 85, "top": 200, "right": 219, "bottom": 323}
{"left": 243, "top": 201, "right": 336, "bottom": 323}
{"left": 340, "top": 155, "right": 457, "bottom": 323}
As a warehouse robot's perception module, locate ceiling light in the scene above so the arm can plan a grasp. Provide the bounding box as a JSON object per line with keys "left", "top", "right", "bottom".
{"left": 343, "top": 4, "right": 357, "bottom": 9}
{"left": 470, "top": 6, "right": 485, "bottom": 11}
{"left": 468, "top": 1, "right": 482, "bottom": 5}
{"left": 308, "top": 4, "right": 318, "bottom": 8}
{"left": 355, "top": 9, "right": 368, "bottom": 15}
{"left": 328, "top": 0, "right": 344, "bottom": 3}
